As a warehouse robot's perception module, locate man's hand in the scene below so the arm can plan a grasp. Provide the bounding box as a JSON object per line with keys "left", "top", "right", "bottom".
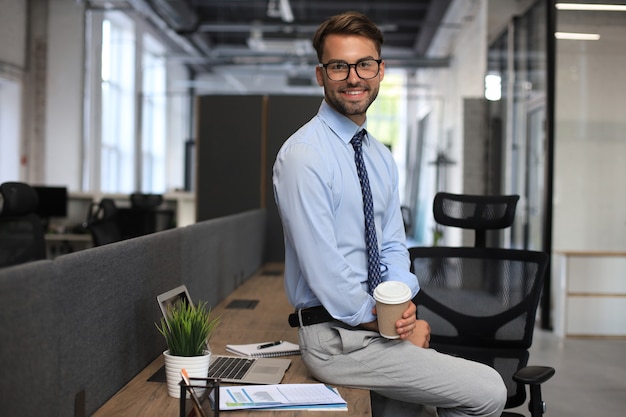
{"left": 395, "top": 301, "right": 430, "bottom": 348}
{"left": 361, "top": 301, "right": 431, "bottom": 348}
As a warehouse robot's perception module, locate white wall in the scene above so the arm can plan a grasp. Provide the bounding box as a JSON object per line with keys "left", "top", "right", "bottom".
{"left": 554, "top": 14, "right": 626, "bottom": 251}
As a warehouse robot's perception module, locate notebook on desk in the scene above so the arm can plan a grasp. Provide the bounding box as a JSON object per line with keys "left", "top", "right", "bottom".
{"left": 157, "top": 285, "right": 291, "bottom": 384}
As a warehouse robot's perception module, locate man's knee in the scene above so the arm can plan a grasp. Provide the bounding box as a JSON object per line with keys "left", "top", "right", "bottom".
{"left": 475, "top": 368, "right": 507, "bottom": 417}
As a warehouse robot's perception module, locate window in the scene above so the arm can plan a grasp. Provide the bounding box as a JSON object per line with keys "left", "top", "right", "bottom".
{"left": 0, "top": 75, "right": 21, "bottom": 183}
{"left": 86, "top": 10, "right": 187, "bottom": 194}
{"left": 100, "top": 13, "right": 136, "bottom": 193}
{"left": 368, "top": 71, "right": 408, "bottom": 199}
{"left": 141, "top": 33, "right": 167, "bottom": 193}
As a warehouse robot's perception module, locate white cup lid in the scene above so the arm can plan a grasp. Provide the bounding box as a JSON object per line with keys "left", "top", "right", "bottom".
{"left": 373, "top": 281, "right": 412, "bottom": 304}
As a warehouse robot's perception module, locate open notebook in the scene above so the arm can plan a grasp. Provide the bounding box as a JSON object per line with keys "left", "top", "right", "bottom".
{"left": 226, "top": 341, "right": 301, "bottom": 358}
{"left": 157, "top": 285, "right": 291, "bottom": 384}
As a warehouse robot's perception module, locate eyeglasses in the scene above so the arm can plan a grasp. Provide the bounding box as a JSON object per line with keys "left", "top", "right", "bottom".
{"left": 319, "top": 59, "right": 382, "bottom": 81}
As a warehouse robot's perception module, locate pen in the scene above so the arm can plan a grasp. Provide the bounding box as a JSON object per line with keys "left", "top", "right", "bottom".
{"left": 257, "top": 340, "right": 283, "bottom": 349}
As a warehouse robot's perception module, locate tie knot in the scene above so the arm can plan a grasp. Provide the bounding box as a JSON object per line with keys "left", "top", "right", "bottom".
{"left": 350, "top": 130, "right": 366, "bottom": 150}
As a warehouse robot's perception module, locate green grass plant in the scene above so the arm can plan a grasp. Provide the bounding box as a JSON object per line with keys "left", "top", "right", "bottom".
{"left": 156, "top": 300, "right": 220, "bottom": 357}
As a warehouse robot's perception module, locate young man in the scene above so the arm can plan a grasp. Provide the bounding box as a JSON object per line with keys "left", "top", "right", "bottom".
{"left": 272, "top": 11, "right": 507, "bottom": 417}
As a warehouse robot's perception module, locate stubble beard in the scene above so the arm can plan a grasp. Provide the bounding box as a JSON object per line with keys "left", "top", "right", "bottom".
{"left": 325, "top": 82, "right": 379, "bottom": 119}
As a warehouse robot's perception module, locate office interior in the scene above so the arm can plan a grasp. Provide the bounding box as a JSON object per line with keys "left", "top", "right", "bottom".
{"left": 0, "top": 0, "right": 624, "bottom": 416}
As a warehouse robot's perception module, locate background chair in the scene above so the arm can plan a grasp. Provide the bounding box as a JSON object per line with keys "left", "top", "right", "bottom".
{"left": 117, "top": 193, "right": 174, "bottom": 239}
{"left": 0, "top": 182, "right": 47, "bottom": 267}
{"left": 409, "top": 192, "right": 554, "bottom": 417}
{"left": 85, "top": 198, "right": 122, "bottom": 246}
{"left": 433, "top": 192, "right": 519, "bottom": 248}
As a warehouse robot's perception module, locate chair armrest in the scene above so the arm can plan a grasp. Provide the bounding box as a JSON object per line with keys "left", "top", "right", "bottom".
{"left": 513, "top": 366, "right": 555, "bottom": 385}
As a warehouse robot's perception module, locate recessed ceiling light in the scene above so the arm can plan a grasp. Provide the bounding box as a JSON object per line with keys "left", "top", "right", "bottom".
{"left": 556, "top": 3, "right": 626, "bottom": 11}
{"left": 554, "top": 32, "right": 601, "bottom": 40}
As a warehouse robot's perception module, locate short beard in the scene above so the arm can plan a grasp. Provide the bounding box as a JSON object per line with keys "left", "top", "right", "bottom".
{"left": 325, "top": 83, "right": 379, "bottom": 119}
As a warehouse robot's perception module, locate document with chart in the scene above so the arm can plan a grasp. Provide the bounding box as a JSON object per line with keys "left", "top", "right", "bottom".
{"left": 218, "top": 383, "right": 347, "bottom": 410}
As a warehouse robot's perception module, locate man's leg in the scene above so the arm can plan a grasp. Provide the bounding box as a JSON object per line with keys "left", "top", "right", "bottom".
{"left": 298, "top": 322, "right": 507, "bottom": 417}
{"left": 371, "top": 391, "right": 438, "bottom": 417}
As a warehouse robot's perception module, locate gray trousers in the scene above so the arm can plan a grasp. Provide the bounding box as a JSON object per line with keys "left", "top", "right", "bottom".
{"left": 298, "top": 321, "right": 507, "bottom": 417}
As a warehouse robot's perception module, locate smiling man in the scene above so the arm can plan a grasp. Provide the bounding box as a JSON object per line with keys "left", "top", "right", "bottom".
{"left": 272, "top": 11, "right": 507, "bottom": 417}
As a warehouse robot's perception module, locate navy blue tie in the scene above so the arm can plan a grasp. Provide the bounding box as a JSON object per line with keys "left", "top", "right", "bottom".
{"left": 351, "top": 130, "right": 382, "bottom": 295}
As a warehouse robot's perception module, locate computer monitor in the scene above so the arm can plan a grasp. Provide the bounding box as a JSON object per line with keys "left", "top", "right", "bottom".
{"left": 32, "top": 186, "right": 68, "bottom": 218}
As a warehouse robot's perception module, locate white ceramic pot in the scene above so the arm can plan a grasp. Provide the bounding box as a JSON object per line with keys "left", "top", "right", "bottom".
{"left": 163, "top": 349, "right": 211, "bottom": 398}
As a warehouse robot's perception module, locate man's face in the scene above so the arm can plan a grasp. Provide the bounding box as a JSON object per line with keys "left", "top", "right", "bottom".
{"left": 316, "top": 34, "right": 385, "bottom": 126}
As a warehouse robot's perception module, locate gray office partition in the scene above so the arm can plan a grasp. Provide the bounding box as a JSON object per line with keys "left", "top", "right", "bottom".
{"left": 265, "top": 95, "right": 322, "bottom": 262}
{"left": 195, "top": 94, "right": 322, "bottom": 262}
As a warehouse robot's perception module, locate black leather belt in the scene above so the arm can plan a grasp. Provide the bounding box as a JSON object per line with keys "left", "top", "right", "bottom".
{"left": 288, "top": 306, "right": 334, "bottom": 327}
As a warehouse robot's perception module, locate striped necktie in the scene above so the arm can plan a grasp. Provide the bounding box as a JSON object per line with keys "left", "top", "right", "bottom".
{"left": 350, "top": 130, "right": 382, "bottom": 295}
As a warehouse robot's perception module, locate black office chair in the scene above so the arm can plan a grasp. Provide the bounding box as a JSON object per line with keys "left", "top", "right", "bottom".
{"left": 116, "top": 192, "right": 174, "bottom": 239}
{"left": 433, "top": 192, "right": 519, "bottom": 248}
{"left": 86, "top": 198, "right": 122, "bottom": 246}
{"left": 0, "top": 182, "right": 47, "bottom": 267}
{"left": 409, "top": 193, "right": 554, "bottom": 417}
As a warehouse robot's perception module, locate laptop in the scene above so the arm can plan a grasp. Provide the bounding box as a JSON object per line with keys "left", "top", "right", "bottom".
{"left": 157, "top": 285, "right": 291, "bottom": 384}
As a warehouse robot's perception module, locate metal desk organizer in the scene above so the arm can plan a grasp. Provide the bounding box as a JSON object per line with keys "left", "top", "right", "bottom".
{"left": 179, "top": 377, "right": 220, "bottom": 417}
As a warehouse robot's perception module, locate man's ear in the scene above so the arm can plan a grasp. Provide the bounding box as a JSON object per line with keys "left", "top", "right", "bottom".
{"left": 315, "top": 66, "right": 324, "bottom": 86}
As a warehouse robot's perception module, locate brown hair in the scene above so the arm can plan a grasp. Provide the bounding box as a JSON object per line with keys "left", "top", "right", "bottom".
{"left": 312, "top": 11, "right": 384, "bottom": 62}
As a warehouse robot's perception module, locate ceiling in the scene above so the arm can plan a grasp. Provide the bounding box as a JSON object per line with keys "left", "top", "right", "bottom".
{"left": 87, "top": 0, "right": 453, "bottom": 73}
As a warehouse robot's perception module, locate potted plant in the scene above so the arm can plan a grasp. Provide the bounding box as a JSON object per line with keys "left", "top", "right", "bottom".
{"left": 156, "top": 299, "right": 220, "bottom": 398}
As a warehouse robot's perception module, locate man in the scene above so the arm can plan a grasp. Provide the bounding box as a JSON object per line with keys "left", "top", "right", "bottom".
{"left": 272, "top": 11, "right": 507, "bottom": 417}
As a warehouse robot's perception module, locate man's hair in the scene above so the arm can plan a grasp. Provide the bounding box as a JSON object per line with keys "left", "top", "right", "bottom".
{"left": 312, "top": 11, "right": 384, "bottom": 62}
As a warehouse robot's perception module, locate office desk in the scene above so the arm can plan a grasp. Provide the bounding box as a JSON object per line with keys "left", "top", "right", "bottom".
{"left": 553, "top": 251, "right": 626, "bottom": 337}
{"left": 92, "top": 264, "right": 371, "bottom": 417}
{"left": 45, "top": 233, "right": 93, "bottom": 258}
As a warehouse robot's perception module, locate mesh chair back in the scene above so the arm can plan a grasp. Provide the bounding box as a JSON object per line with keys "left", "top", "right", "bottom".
{"left": 86, "top": 199, "right": 122, "bottom": 246}
{"left": 409, "top": 246, "right": 548, "bottom": 409}
{"left": 433, "top": 193, "right": 519, "bottom": 247}
{"left": 0, "top": 182, "right": 46, "bottom": 267}
{"left": 410, "top": 246, "right": 548, "bottom": 348}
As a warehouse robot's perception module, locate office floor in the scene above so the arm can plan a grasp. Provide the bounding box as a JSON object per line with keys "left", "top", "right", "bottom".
{"left": 507, "top": 329, "right": 626, "bottom": 416}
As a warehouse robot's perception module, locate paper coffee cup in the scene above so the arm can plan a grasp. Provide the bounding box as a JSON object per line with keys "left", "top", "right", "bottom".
{"left": 373, "top": 281, "right": 412, "bottom": 339}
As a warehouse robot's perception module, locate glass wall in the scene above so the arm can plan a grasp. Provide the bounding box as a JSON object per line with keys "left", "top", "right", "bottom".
{"left": 553, "top": 1, "right": 626, "bottom": 251}
{"left": 486, "top": 1, "right": 547, "bottom": 251}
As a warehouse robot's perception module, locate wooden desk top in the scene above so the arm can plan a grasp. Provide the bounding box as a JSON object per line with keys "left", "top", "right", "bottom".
{"left": 92, "top": 264, "right": 371, "bottom": 417}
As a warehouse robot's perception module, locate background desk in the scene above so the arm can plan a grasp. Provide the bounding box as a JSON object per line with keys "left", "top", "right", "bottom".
{"left": 553, "top": 251, "right": 626, "bottom": 337}
{"left": 45, "top": 233, "right": 93, "bottom": 258}
{"left": 92, "top": 264, "right": 372, "bottom": 417}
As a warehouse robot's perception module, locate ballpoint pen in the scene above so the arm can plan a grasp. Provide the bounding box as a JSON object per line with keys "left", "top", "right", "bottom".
{"left": 257, "top": 340, "right": 283, "bottom": 349}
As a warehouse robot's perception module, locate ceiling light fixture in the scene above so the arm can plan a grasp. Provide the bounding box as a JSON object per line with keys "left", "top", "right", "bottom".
{"left": 555, "top": 32, "right": 601, "bottom": 40}
{"left": 555, "top": 3, "right": 626, "bottom": 11}
{"left": 267, "top": 0, "right": 294, "bottom": 23}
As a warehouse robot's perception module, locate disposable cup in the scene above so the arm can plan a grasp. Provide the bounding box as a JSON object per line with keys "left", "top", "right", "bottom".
{"left": 373, "top": 281, "right": 412, "bottom": 339}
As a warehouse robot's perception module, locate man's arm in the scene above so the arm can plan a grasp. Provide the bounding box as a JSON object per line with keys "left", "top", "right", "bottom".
{"left": 273, "top": 139, "right": 376, "bottom": 325}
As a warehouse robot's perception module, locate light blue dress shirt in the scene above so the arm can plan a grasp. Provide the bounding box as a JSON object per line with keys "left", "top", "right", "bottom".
{"left": 273, "top": 100, "right": 419, "bottom": 327}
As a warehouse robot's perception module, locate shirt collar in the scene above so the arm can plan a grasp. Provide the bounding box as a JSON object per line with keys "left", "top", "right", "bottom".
{"left": 318, "top": 100, "right": 369, "bottom": 146}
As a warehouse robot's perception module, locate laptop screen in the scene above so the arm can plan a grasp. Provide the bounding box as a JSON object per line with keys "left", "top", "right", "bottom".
{"left": 157, "top": 285, "right": 192, "bottom": 319}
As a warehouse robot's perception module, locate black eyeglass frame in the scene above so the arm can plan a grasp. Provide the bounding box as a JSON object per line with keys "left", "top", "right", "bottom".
{"left": 318, "top": 59, "right": 383, "bottom": 81}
